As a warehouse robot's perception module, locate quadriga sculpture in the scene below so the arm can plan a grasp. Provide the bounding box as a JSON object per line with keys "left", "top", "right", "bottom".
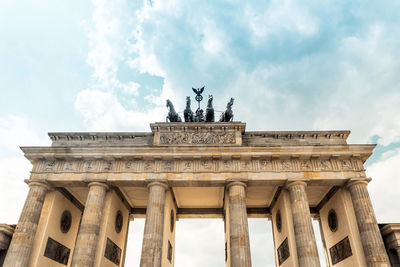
{"left": 184, "top": 96, "right": 194, "bottom": 122}
{"left": 219, "top": 97, "right": 234, "bottom": 122}
{"left": 205, "top": 95, "right": 215, "bottom": 122}
{"left": 166, "top": 99, "right": 182, "bottom": 122}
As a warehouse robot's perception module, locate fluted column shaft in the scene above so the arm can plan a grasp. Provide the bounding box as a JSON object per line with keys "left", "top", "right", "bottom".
{"left": 140, "top": 182, "right": 168, "bottom": 267}
{"left": 71, "top": 182, "right": 108, "bottom": 267}
{"left": 3, "top": 180, "right": 49, "bottom": 267}
{"left": 347, "top": 180, "right": 390, "bottom": 266}
{"left": 286, "top": 181, "right": 320, "bottom": 267}
{"left": 227, "top": 182, "right": 251, "bottom": 267}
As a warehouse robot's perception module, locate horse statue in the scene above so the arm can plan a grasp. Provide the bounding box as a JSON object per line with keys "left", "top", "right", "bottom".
{"left": 184, "top": 96, "right": 194, "bottom": 122}
{"left": 166, "top": 99, "right": 182, "bottom": 122}
{"left": 205, "top": 95, "right": 215, "bottom": 122}
{"left": 219, "top": 97, "right": 234, "bottom": 122}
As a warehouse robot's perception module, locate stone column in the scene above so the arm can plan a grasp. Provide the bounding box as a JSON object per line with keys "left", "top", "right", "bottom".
{"left": 346, "top": 179, "right": 391, "bottom": 266}
{"left": 227, "top": 182, "right": 251, "bottom": 267}
{"left": 286, "top": 181, "right": 320, "bottom": 267}
{"left": 71, "top": 182, "right": 108, "bottom": 267}
{"left": 140, "top": 181, "right": 169, "bottom": 267}
{"left": 3, "top": 180, "right": 50, "bottom": 267}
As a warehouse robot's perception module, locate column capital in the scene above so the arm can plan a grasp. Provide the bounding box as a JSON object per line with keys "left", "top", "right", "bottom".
{"left": 285, "top": 179, "right": 308, "bottom": 189}
{"left": 24, "top": 179, "right": 51, "bottom": 191}
{"left": 226, "top": 181, "right": 247, "bottom": 189}
{"left": 88, "top": 181, "right": 109, "bottom": 190}
{"left": 147, "top": 181, "right": 169, "bottom": 191}
{"left": 345, "top": 177, "right": 371, "bottom": 188}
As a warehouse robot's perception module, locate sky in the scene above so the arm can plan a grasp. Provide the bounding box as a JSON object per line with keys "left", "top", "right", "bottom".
{"left": 1, "top": 0, "right": 400, "bottom": 266}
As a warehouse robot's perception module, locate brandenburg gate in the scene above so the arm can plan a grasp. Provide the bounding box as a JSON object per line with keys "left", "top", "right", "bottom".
{"left": 0, "top": 92, "right": 398, "bottom": 267}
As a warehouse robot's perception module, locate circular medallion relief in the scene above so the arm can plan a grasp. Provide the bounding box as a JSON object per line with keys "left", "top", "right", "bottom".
{"left": 170, "top": 210, "right": 175, "bottom": 232}
{"left": 115, "top": 210, "right": 123, "bottom": 234}
{"left": 276, "top": 210, "right": 282, "bottom": 233}
{"left": 328, "top": 209, "right": 338, "bottom": 232}
{"left": 60, "top": 210, "right": 72, "bottom": 234}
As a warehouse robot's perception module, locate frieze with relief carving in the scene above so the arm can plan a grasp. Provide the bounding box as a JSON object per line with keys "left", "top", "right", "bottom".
{"left": 34, "top": 158, "right": 365, "bottom": 174}
{"left": 159, "top": 132, "right": 236, "bottom": 145}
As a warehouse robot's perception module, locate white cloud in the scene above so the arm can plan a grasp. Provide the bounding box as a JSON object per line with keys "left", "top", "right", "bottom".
{"left": 72, "top": 1, "right": 400, "bottom": 265}
{"left": 0, "top": 157, "right": 30, "bottom": 222}
{"left": 367, "top": 148, "right": 400, "bottom": 222}
{"left": 122, "top": 81, "right": 140, "bottom": 96}
{"left": 75, "top": 89, "right": 165, "bottom": 131}
{"left": 0, "top": 115, "right": 49, "bottom": 222}
{"left": 245, "top": 0, "right": 318, "bottom": 41}
{"left": 85, "top": 0, "right": 134, "bottom": 90}
{"left": 0, "top": 115, "right": 49, "bottom": 157}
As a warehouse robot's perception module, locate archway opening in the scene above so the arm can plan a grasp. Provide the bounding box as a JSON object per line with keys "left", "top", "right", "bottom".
{"left": 175, "top": 219, "right": 225, "bottom": 267}
{"left": 248, "top": 218, "right": 275, "bottom": 267}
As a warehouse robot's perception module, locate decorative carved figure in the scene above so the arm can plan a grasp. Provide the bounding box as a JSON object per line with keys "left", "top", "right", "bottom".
{"left": 104, "top": 161, "right": 112, "bottom": 171}
{"left": 45, "top": 160, "right": 56, "bottom": 171}
{"left": 260, "top": 160, "right": 273, "bottom": 170}
{"left": 221, "top": 160, "right": 233, "bottom": 170}
{"left": 219, "top": 98, "right": 234, "bottom": 122}
{"left": 163, "top": 161, "right": 173, "bottom": 171}
{"left": 300, "top": 160, "right": 312, "bottom": 170}
{"left": 64, "top": 162, "right": 73, "bottom": 171}
{"left": 282, "top": 160, "right": 292, "bottom": 170}
{"left": 320, "top": 160, "right": 331, "bottom": 170}
{"left": 201, "top": 160, "right": 213, "bottom": 170}
{"left": 241, "top": 161, "right": 251, "bottom": 170}
{"left": 85, "top": 161, "right": 94, "bottom": 170}
{"left": 341, "top": 159, "right": 352, "bottom": 170}
{"left": 184, "top": 96, "right": 194, "bottom": 122}
{"left": 125, "top": 161, "right": 132, "bottom": 169}
{"left": 205, "top": 95, "right": 215, "bottom": 122}
{"left": 183, "top": 161, "right": 192, "bottom": 170}
{"left": 144, "top": 161, "right": 154, "bottom": 171}
{"left": 166, "top": 99, "right": 182, "bottom": 122}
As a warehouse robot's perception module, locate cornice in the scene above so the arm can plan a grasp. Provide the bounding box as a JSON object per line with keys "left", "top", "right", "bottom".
{"left": 20, "top": 144, "right": 374, "bottom": 162}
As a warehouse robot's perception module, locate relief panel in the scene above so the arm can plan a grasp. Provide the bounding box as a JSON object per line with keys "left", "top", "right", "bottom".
{"left": 329, "top": 236, "right": 353, "bottom": 265}
{"left": 158, "top": 132, "right": 236, "bottom": 145}
{"left": 36, "top": 157, "right": 363, "bottom": 174}
{"left": 43, "top": 237, "right": 71, "bottom": 265}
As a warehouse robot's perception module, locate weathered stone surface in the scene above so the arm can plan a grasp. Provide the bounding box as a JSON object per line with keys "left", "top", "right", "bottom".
{"left": 71, "top": 182, "right": 108, "bottom": 267}
{"left": 3, "top": 180, "right": 50, "bottom": 267}
{"left": 347, "top": 179, "right": 391, "bottom": 267}
{"left": 32, "top": 157, "right": 365, "bottom": 174}
{"left": 380, "top": 223, "right": 400, "bottom": 264}
{"left": 3, "top": 122, "right": 393, "bottom": 267}
{"left": 140, "top": 182, "right": 169, "bottom": 267}
{"left": 47, "top": 123, "right": 349, "bottom": 147}
{"left": 0, "top": 224, "right": 15, "bottom": 250}
{"left": 286, "top": 180, "right": 321, "bottom": 267}
{"left": 227, "top": 182, "right": 251, "bottom": 267}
